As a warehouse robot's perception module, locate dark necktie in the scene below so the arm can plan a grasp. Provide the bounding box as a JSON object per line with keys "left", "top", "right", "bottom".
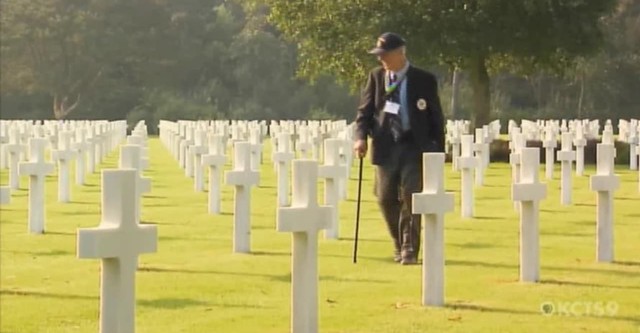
{"left": 388, "top": 73, "right": 403, "bottom": 141}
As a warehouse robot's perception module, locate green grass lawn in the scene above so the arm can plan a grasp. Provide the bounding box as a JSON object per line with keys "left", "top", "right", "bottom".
{"left": 1, "top": 137, "right": 639, "bottom": 333}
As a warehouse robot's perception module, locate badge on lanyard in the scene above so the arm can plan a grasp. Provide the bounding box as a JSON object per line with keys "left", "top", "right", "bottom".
{"left": 383, "top": 101, "right": 400, "bottom": 115}
{"left": 384, "top": 72, "right": 403, "bottom": 115}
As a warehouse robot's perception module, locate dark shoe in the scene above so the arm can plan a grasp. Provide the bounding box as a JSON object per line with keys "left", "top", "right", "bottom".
{"left": 401, "top": 256, "right": 418, "bottom": 265}
{"left": 400, "top": 251, "right": 418, "bottom": 265}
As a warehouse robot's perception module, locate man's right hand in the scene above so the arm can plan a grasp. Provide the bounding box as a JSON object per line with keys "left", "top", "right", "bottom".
{"left": 353, "top": 139, "right": 368, "bottom": 159}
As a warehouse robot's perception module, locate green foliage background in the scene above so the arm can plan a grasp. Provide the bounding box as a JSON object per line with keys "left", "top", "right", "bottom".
{"left": 1, "top": 0, "right": 638, "bottom": 129}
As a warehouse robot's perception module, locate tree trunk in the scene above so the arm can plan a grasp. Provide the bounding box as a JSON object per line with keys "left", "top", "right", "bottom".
{"left": 450, "top": 66, "right": 462, "bottom": 120}
{"left": 53, "top": 94, "right": 80, "bottom": 120}
{"left": 468, "top": 55, "right": 491, "bottom": 129}
{"left": 577, "top": 71, "right": 585, "bottom": 118}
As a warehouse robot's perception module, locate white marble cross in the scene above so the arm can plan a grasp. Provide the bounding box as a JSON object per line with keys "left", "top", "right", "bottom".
{"left": 574, "top": 124, "right": 587, "bottom": 176}
{"left": 509, "top": 131, "right": 525, "bottom": 204}
{"left": 277, "top": 159, "right": 332, "bottom": 333}
{"left": 0, "top": 126, "right": 7, "bottom": 170}
{"left": 202, "top": 133, "right": 227, "bottom": 214}
{"left": 542, "top": 127, "right": 557, "bottom": 180}
{"left": 628, "top": 126, "right": 638, "bottom": 171}
{"left": 556, "top": 132, "right": 575, "bottom": 205}
{"left": 512, "top": 148, "right": 547, "bottom": 282}
{"left": 450, "top": 132, "right": 461, "bottom": 171}
{"left": 273, "top": 133, "right": 294, "bottom": 207}
{"left": 481, "top": 125, "right": 492, "bottom": 167}
{"left": 589, "top": 144, "right": 619, "bottom": 263}
{"left": 181, "top": 127, "right": 194, "bottom": 173}
{"left": 191, "top": 130, "right": 208, "bottom": 192}
{"left": 126, "top": 135, "right": 149, "bottom": 171}
{"left": 86, "top": 127, "right": 97, "bottom": 174}
{"left": 19, "top": 138, "right": 55, "bottom": 234}
{"left": 93, "top": 125, "right": 104, "bottom": 166}
{"left": 318, "top": 139, "right": 347, "bottom": 240}
{"left": 473, "top": 128, "right": 487, "bottom": 186}
{"left": 225, "top": 142, "right": 260, "bottom": 253}
{"left": 72, "top": 128, "right": 88, "bottom": 185}
{"left": 338, "top": 138, "right": 352, "bottom": 201}
{"left": 0, "top": 186, "right": 10, "bottom": 205}
{"left": 412, "top": 153, "right": 454, "bottom": 306}
{"left": 249, "top": 128, "right": 263, "bottom": 172}
{"left": 77, "top": 169, "right": 157, "bottom": 333}
{"left": 297, "top": 126, "right": 312, "bottom": 159}
{"left": 52, "top": 131, "right": 76, "bottom": 203}
{"left": 119, "top": 145, "right": 151, "bottom": 222}
{"left": 457, "top": 135, "right": 476, "bottom": 218}
{"left": 602, "top": 128, "right": 615, "bottom": 145}
{"left": 4, "top": 127, "right": 26, "bottom": 190}
{"left": 637, "top": 144, "right": 640, "bottom": 192}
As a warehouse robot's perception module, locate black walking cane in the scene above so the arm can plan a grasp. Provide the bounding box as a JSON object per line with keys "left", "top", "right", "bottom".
{"left": 353, "top": 156, "right": 364, "bottom": 264}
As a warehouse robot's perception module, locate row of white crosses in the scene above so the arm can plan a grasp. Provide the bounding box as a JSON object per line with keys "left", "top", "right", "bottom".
{"left": 68, "top": 117, "right": 633, "bottom": 333}
{"left": 275, "top": 152, "right": 455, "bottom": 333}
{"left": 512, "top": 141, "right": 621, "bottom": 284}
{"left": 159, "top": 119, "right": 354, "bottom": 254}
{"left": 446, "top": 120, "right": 470, "bottom": 170}
{"left": 617, "top": 119, "right": 640, "bottom": 171}
{"left": 446, "top": 120, "right": 501, "bottom": 219}
{"left": 159, "top": 120, "right": 229, "bottom": 215}
{"left": 0, "top": 120, "right": 127, "bottom": 233}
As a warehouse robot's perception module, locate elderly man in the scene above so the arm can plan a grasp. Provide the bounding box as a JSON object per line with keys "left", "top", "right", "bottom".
{"left": 354, "top": 32, "right": 445, "bottom": 265}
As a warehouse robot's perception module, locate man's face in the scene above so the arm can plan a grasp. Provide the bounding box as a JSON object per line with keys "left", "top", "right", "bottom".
{"left": 377, "top": 48, "right": 404, "bottom": 70}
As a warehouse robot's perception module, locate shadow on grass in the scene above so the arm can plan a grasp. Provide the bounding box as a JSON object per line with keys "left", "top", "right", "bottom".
{"left": 158, "top": 236, "right": 211, "bottom": 242}
{"left": 346, "top": 198, "right": 376, "bottom": 203}
{"left": 614, "top": 261, "right": 640, "bottom": 267}
{"left": 447, "top": 259, "right": 516, "bottom": 270}
{"left": 43, "top": 231, "right": 75, "bottom": 236}
{"left": 138, "top": 298, "right": 211, "bottom": 309}
{"left": 253, "top": 225, "right": 276, "bottom": 230}
{"left": 446, "top": 302, "right": 537, "bottom": 316}
{"left": 69, "top": 200, "right": 97, "bottom": 205}
{"left": 448, "top": 259, "right": 638, "bottom": 277}
{"left": 482, "top": 184, "right": 508, "bottom": 189}
{"left": 448, "top": 242, "right": 502, "bottom": 250}
{"left": 58, "top": 211, "right": 97, "bottom": 216}
{"left": 320, "top": 275, "right": 392, "bottom": 284}
{"left": 0, "top": 289, "right": 97, "bottom": 301}
{"left": 8, "top": 249, "right": 71, "bottom": 256}
{"left": 142, "top": 298, "right": 272, "bottom": 309}
{"left": 143, "top": 195, "right": 166, "bottom": 199}
{"left": 323, "top": 253, "right": 396, "bottom": 265}
{"left": 540, "top": 231, "right": 592, "bottom": 238}
{"left": 473, "top": 216, "right": 509, "bottom": 221}
{"left": 145, "top": 203, "right": 172, "bottom": 208}
{"left": 540, "top": 279, "right": 640, "bottom": 290}
{"left": 139, "top": 266, "right": 290, "bottom": 283}
{"left": 251, "top": 250, "right": 290, "bottom": 257}
{"left": 339, "top": 237, "right": 388, "bottom": 243}
{"left": 474, "top": 196, "right": 505, "bottom": 201}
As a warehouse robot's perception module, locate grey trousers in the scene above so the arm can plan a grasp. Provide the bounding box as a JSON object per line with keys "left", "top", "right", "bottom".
{"left": 375, "top": 140, "right": 422, "bottom": 256}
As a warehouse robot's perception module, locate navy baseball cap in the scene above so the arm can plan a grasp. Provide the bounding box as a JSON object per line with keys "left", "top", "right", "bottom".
{"left": 368, "top": 32, "right": 406, "bottom": 55}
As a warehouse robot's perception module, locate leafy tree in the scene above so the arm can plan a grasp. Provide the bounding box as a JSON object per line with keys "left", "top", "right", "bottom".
{"left": 0, "top": 0, "right": 174, "bottom": 119}
{"left": 266, "top": 0, "right": 617, "bottom": 127}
